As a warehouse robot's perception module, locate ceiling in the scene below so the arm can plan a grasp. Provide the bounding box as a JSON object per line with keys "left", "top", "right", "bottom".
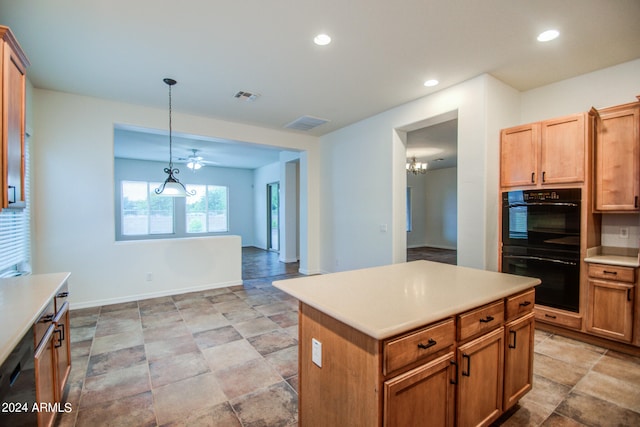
{"left": 114, "top": 126, "right": 284, "bottom": 170}
{"left": 1, "top": 0, "right": 639, "bottom": 167}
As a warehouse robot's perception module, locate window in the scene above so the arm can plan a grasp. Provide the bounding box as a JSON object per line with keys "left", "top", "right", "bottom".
{"left": 186, "top": 184, "right": 228, "bottom": 233}
{"left": 0, "top": 137, "right": 31, "bottom": 277}
{"left": 121, "top": 181, "right": 174, "bottom": 235}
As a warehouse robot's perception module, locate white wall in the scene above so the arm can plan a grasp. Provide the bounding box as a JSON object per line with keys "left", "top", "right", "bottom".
{"left": 319, "top": 74, "right": 520, "bottom": 272}
{"left": 31, "top": 89, "right": 319, "bottom": 308}
{"left": 407, "top": 167, "right": 457, "bottom": 250}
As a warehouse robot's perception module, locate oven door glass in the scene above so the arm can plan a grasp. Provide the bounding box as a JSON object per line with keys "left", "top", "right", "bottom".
{"left": 502, "top": 247, "right": 579, "bottom": 312}
{"left": 502, "top": 191, "right": 580, "bottom": 251}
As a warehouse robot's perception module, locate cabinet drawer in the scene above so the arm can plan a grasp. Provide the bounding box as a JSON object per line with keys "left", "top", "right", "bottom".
{"left": 34, "top": 300, "right": 56, "bottom": 347}
{"left": 457, "top": 300, "right": 504, "bottom": 341}
{"left": 383, "top": 318, "right": 455, "bottom": 375}
{"left": 505, "top": 289, "right": 535, "bottom": 321}
{"left": 588, "top": 264, "right": 635, "bottom": 283}
{"left": 534, "top": 306, "right": 582, "bottom": 329}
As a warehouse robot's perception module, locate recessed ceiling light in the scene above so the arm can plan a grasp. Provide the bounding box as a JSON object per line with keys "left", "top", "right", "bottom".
{"left": 314, "top": 33, "right": 331, "bottom": 46}
{"left": 424, "top": 79, "right": 439, "bottom": 87}
{"left": 537, "top": 29, "right": 559, "bottom": 42}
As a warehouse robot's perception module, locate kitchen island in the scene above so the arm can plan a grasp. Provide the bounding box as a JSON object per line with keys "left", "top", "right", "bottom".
{"left": 273, "top": 260, "right": 540, "bottom": 427}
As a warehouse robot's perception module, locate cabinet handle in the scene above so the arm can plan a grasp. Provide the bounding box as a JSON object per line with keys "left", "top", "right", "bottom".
{"left": 479, "top": 315, "right": 494, "bottom": 323}
{"left": 509, "top": 330, "right": 517, "bottom": 349}
{"left": 54, "top": 328, "right": 63, "bottom": 348}
{"left": 542, "top": 171, "right": 546, "bottom": 182}
{"left": 628, "top": 288, "right": 633, "bottom": 302}
{"left": 635, "top": 196, "right": 638, "bottom": 208}
{"left": 7, "top": 186, "right": 16, "bottom": 204}
{"left": 531, "top": 172, "right": 535, "bottom": 183}
{"left": 544, "top": 314, "right": 557, "bottom": 319}
{"left": 462, "top": 353, "right": 471, "bottom": 377}
{"left": 519, "top": 301, "right": 532, "bottom": 307}
{"left": 450, "top": 360, "right": 458, "bottom": 385}
{"left": 417, "top": 338, "right": 437, "bottom": 350}
{"left": 603, "top": 270, "right": 618, "bottom": 275}
{"left": 57, "top": 291, "right": 69, "bottom": 298}
{"left": 40, "top": 313, "right": 54, "bottom": 323}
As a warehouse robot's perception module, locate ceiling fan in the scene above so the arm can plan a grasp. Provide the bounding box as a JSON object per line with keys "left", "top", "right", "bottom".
{"left": 177, "top": 149, "right": 216, "bottom": 171}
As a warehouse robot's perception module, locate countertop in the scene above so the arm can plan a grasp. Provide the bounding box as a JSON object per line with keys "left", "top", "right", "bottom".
{"left": 584, "top": 246, "right": 640, "bottom": 268}
{"left": 0, "top": 272, "right": 70, "bottom": 365}
{"left": 273, "top": 260, "right": 540, "bottom": 340}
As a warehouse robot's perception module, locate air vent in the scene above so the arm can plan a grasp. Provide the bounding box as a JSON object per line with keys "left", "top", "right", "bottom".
{"left": 234, "top": 91, "right": 260, "bottom": 101}
{"left": 285, "top": 115, "right": 330, "bottom": 131}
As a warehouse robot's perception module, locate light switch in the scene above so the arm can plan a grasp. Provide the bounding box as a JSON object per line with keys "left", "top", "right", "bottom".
{"left": 312, "top": 338, "right": 322, "bottom": 367}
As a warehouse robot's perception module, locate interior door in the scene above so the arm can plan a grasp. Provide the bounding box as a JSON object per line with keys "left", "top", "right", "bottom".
{"left": 267, "top": 182, "right": 279, "bottom": 251}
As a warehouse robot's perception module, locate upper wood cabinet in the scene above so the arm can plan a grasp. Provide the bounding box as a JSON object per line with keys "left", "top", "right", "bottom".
{"left": 0, "top": 25, "right": 30, "bottom": 210}
{"left": 500, "top": 113, "right": 587, "bottom": 188}
{"left": 592, "top": 98, "right": 640, "bottom": 211}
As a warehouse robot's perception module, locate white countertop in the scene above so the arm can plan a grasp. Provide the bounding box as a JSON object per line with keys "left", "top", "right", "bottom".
{"left": 0, "top": 272, "right": 70, "bottom": 365}
{"left": 584, "top": 254, "right": 640, "bottom": 268}
{"left": 273, "top": 261, "right": 540, "bottom": 340}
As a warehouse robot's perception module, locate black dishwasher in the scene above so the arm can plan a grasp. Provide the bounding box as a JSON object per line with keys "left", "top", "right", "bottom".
{"left": 0, "top": 329, "right": 37, "bottom": 426}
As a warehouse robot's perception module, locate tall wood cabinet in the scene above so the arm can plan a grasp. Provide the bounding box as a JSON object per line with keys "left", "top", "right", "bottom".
{"left": 592, "top": 98, "right": 640, "bottom": 211}
{"left": 500, "top": 113, "right": 587, "bottom": 188}
{"left": 0, "top": 25, "right": 29, "bottom": 210}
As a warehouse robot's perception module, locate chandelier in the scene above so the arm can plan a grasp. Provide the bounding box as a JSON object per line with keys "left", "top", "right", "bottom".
{"left": 406, "top": 157, "right": 428, "bottom": 175}
{"left": 155, "top": 78, "right": 195, "bottom": 197}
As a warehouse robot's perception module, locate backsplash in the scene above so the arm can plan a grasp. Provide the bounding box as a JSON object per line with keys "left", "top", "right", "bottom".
{"left": 601, "top": 213, "right": 640, "bottom": 248}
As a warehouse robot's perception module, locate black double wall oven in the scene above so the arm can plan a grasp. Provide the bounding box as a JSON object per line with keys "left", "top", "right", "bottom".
{"left": 501, "top": 188, "right": 581, "bottom": 312}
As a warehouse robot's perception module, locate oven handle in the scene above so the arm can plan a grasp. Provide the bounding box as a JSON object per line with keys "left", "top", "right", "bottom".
{"left": 503, "top": 254, "right": 577, "bottom": 266}
{"left": 507, "top": 202, "right": 579, "bottom": 208}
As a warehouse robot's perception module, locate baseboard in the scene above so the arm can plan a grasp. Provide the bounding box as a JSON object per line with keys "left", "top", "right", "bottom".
{"left": 70, "top": 279, "right": 243, "bottom": 310}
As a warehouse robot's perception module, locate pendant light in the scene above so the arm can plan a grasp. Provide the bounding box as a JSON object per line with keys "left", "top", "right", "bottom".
{"left": 155, "top": 78, "right": 195, "bottom": 197}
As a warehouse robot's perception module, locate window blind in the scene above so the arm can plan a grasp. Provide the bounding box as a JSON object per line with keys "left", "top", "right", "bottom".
{"left": 0, "top": 137, "right": 30, "bottom": 276}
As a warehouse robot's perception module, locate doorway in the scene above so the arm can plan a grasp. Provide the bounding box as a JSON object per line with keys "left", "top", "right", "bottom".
{"left": 267, "top": 182, "right": 279, "bottom": 252}
{"left": 404, "top": 114, "right": 458, "bottom": 264}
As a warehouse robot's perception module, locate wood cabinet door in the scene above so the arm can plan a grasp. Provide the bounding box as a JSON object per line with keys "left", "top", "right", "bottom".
{"left": 500, "top": 123, "right": 539, "bottom": 188}
{"left": 34, "top": 325, "right": 56, "bottom": 427}
{"left": 457, "top": 327, "right": 504, "bottom": 427}
{"left": 540, "top": 114, "right": 586, "bottom": 184}
{"left": 594, "top": 105, "right": 640, "bottom": 211}
{"left": 1, "top": 39, "right": 28, "bottom": 209}
{"left": 384, "top": 352, "right": 455, "bottom": 427}
{"left": 503, "top": 313, "right": 534, "bottom": 410}
{"left": 587, "top": 279, "right": 634, "bottom": 342}
{"left": 53, "top": 302, "right": 72, "bottom": 400}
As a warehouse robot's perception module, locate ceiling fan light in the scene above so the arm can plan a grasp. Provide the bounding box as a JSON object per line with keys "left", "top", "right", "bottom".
{"left": 189, "top": 161, "right": 202, "bottom": 170}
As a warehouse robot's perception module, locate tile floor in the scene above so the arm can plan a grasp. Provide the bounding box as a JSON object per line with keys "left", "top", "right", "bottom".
{"left": 55, "top": 250, "right": 640, "bottom": 426}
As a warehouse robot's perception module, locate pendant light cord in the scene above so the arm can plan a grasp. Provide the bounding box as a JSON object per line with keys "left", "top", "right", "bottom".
{"left": 168, "top": 82, "right": 173, "bottom": 169}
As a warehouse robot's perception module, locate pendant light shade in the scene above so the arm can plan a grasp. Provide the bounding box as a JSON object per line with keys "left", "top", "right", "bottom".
{"left": 155, "top": 78, "right": 195, "bottom": 197}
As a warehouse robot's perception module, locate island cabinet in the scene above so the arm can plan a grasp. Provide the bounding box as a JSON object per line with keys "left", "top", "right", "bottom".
{"left": 295, "top": 284, "right": 536, "bottom": 427}
{"left": 591, "top": 98, "right": 640, "bottom": 212}
{"left": 586, "top": 263, "right": 636, "bottom": 343}
{"left": 500, "top": 113, "right": 588, "bottom": 188}
{"left": 0, "top": 25, "right": 29, "bottom": 210}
